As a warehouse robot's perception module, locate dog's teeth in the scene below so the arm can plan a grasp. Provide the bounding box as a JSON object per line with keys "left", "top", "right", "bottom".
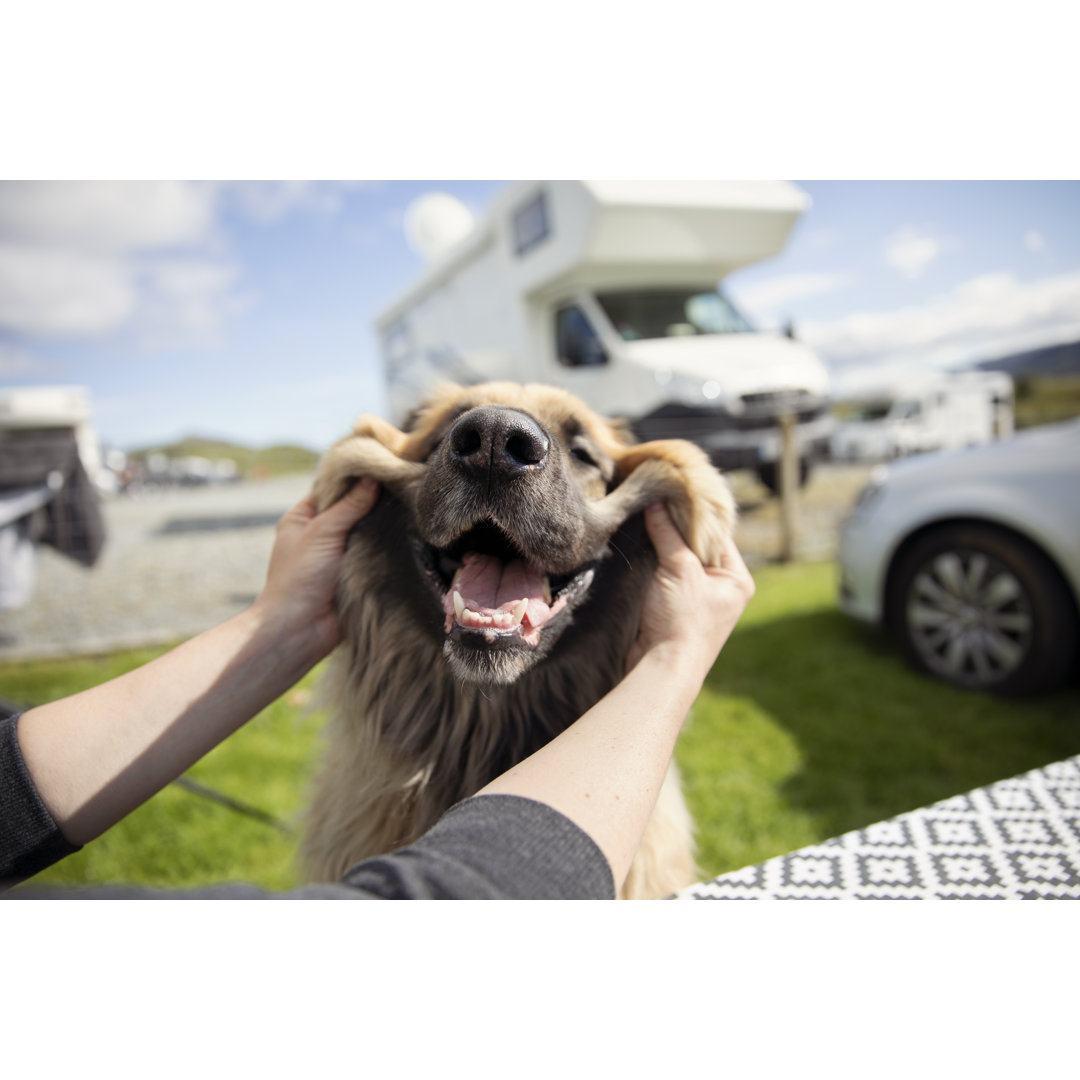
{"left": 542, "top": 576, "right": 552, "bottom": 604}
{"left": 511, "top": 599, "right": 528, "bottom": 626}
{"left": 453, "top": 591, "right": 464, "bottom": 619}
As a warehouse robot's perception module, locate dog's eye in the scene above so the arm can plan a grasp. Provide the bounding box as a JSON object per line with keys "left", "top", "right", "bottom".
{"left": 571, "top": 446, "right": 598, "bottom": 468}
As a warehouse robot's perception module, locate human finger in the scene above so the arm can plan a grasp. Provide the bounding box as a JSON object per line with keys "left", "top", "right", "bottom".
{"left": 276, "top": 494, "right": 319, "bottom": 537}
{"left": 643, "top": 502, "right": 696, "bottom": 567}
{"left": 709, "top": 535, "right": 751, "bottom": 578}
{"left": 316, "top": 478, "right": 380, "bottom": 539}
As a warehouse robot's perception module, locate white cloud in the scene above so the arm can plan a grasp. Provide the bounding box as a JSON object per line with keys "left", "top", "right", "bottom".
{"left": 132, "top": 257, "right": 249, "bottom": 346}
{"left": 0, "top": 181, "right": 371, "bottom": 348}
{"left": 731, "top": 272, "right": 851, "bottom": 316}
{"left": 0, "top": 181, "right": 216, "bottom": 253}
{"left": 224, "top": 181, "right": 367, "bottom": 223}
{"left": 884, "top": 226, "right": 946, "bottom": 278}
{"left": 0, "top": 243, "right": 136, "bottom": 337}
{"left": 0, "top": 181, "right": 236, "bottom": 345}
{"left": 801, "top": 270, "right": 1080, "bottom": 373}
{"left": 1024, "top": 229, "right": 1046, "bottom": 252}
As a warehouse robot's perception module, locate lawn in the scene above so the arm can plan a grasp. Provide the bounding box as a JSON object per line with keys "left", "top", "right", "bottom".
{"left": 678, "top": 563, "right": 1080, "bottom": 879}
{"left": 5, "top": 561, "right": 1079, "bottom": 892}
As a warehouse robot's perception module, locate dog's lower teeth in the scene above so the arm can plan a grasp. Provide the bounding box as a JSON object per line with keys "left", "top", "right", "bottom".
{"left": 452, "top": 592, "right": 530, "bottom": 632}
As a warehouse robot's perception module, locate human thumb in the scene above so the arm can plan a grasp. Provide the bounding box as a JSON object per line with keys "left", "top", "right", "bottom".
{"left": 320, "top": 477, "right": 380, "bottom": 537}
{"left": 643, "top": 501, "right": 689, "bottom": 565}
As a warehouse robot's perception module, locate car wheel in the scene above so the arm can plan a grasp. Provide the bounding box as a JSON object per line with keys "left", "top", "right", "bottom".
{"left": 887, "top": 523, "right": 1078, "bottom": 696}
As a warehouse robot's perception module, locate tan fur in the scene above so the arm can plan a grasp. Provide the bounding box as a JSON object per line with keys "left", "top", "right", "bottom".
{"left": 301, "top": 382, "right": 735, "bottom": 899}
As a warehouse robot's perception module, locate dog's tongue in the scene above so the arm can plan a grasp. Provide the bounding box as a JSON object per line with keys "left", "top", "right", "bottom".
{"left": 457, "top": 552, "right": 544, "bottom": 611}
{"left": 445, "top": 551, "right": 569, "bottom": 643}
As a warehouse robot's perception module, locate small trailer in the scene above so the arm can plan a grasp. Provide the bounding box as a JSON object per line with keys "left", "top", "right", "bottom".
{"left": 830, "top": 371, "right": 1015, "bottom": 462}
{"left": 376, "top": 180, "right": 833, "bottom": 488}
{"left": 0, "top": 386, "right": 107, "bottom": 609}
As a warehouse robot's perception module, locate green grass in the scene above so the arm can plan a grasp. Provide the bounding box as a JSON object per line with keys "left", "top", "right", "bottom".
{"left": 677, "top": 562, "right": 1080, "bottom": 879}
{"left": 1014, "top": 374, "right": 1080, "bottom": 429}
{"left": 128, "top": 437, "right": 320, "bottom": 478}
{"left": 5, "top": 561, "right": 1079, "bottom": 891}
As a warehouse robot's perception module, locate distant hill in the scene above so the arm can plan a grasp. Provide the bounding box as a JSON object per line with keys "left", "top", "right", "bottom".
{"left": 128, "top": 437, "right": 321, "bottom": 478}
{"left": 972, "top": 338, "right": 1080, "bottom": 377}
{"left": 958, "top": 339, "right": 1080, "bottom": 429}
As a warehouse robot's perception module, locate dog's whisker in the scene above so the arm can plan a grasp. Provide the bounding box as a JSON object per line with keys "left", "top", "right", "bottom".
{"left": 607, "top": 538, "right": 634, "bottom": 569}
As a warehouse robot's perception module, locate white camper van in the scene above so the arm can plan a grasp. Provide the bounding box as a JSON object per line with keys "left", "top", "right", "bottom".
{"left": 377, "top": 181, "right": 833, "bottom": 490}
{"left": 830, "top": 371, "right": 1015, "bottom": 462}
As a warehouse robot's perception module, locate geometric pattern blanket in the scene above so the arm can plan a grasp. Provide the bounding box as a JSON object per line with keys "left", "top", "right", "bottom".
{"left": 677, "top": 754, "right": 1080, "bottom": 900}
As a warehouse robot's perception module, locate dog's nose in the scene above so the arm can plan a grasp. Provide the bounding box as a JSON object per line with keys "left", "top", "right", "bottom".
{"left": 448, "top": 406, "right": 549, "bottom": 477}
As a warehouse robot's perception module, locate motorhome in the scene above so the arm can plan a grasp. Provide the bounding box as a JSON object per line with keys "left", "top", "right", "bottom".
{"left": 0, "top": 385, "right": 104, "bottom": 483}
{"left": 376, "top": 181, "right": 833, "bottom": 491}
{"left": 0, "top": 386, "right": 107, "bottom": 609}
{"left": 829, "top": 371, "right": 1015, "bottom": 462}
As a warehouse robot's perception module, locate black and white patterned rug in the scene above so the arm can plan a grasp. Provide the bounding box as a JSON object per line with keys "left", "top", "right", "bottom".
{"left": 679, "top": 754, "right": 1080, "bottom": 900}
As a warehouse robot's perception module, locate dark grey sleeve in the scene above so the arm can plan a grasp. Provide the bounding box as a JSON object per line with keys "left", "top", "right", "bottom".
{"left": 0, "top": 713, "right": 82, "bottom": 887}
{"left": 6, "top": 793, "right": 615, "bottom": 900}
{"left": 339, "top": 794, "right": 615, "bottom": 899}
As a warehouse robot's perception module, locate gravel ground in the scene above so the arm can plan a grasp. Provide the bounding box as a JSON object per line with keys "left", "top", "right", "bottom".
{"left": 0, "top": 473, "right": 314, "bottom": 663}
{"left": 0, "top": 463, "right": 875, "bottom": 662}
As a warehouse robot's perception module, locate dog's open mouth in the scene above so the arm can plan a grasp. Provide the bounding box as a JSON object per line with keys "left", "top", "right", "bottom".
{"left": 421, "top": 520, "right": 595, "bottom": 649}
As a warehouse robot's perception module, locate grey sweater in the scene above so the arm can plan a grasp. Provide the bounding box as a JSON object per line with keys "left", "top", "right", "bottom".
{"left": 0, "top": 714, "right": 614, "bottom": 900}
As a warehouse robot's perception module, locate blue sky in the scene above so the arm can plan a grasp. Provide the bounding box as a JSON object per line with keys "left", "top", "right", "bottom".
{"left": 1, "top": 180, "right": 1078, "bottom": 451}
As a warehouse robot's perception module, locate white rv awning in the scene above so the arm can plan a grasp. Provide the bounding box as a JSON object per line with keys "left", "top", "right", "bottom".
{"left": 376, "top": 180, "right": 810, "bottom": 328}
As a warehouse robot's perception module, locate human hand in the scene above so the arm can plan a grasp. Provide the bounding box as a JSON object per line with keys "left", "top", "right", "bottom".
{"left": 626, "top": 502, "right": 755, "bottom": 679}
{"left": 253, "top": 477, "right": 380, "bottom": 659}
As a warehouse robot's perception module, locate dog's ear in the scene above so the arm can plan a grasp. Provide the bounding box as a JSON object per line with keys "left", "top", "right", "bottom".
{"left": 312, "top": 414, "right": 425, "bottom": 512}
{"left": 591, "top": 438, "right": 736, "bottom": 567}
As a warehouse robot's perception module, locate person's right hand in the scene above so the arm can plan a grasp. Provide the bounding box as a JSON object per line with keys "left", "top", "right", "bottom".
{"left": 253, "top": 477, "right": 380, "bottom": 660}
{"left": 626, "top": 502, "right": 755, "bottom": 679}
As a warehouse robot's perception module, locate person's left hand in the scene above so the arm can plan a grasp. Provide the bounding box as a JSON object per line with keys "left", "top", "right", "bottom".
{"left": 254, "top": 478, "right": 380, "bottom": 657}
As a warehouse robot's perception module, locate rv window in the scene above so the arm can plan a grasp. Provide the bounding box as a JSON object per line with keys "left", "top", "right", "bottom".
{"left": 512, "top": 191, "right": 550, "bottom": 256}
{"left": 556, "top": 306, "right": 608, "bottom": 368}
{"left": 596, "top": 288, "right": 755, "bottom": 341}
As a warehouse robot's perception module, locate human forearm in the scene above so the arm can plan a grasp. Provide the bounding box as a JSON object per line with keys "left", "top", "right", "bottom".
{"left": 16, "top": 602, "right": 325, "bottom": 845}
{"left": 15, "top": 479, "right": 378, "bottom": 848}
{"left": 477, "top": 507, "right": 754, "bottom": 895}
{"left": 476, "top": 643, "right": 705, "bottom": 892}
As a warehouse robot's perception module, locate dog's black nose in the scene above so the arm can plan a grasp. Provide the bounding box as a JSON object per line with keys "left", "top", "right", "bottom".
{"left": 449, "top": 406, "right": 549, "bottom": 477}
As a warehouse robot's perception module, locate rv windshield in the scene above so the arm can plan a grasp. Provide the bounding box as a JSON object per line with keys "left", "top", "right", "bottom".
{"left": 596, "top": 288, "right": 755, "bottom": 342}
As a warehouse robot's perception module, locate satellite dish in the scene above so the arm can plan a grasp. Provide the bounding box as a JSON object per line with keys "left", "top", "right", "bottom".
{"left": 404, "top": 193, "right": 475, "bottom": 261}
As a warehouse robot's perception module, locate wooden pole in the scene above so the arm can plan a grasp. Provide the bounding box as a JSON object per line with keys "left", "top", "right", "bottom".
{"left": 778, "top": 412, "right": 798, "bottom": 563}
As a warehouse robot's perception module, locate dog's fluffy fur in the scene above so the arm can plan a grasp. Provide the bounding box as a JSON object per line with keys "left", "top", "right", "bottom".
{"left": 300, "top": 382, "right": 735, "bottom": 899}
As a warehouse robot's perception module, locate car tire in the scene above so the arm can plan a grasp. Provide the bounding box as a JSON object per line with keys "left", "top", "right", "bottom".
{"left": 887, "top": 523, "right": 1078, "bottom": 696}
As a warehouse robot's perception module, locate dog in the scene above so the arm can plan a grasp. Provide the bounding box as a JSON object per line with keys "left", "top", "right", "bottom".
{"left": 300, "top": 381, "right": 735, "bottom": 899}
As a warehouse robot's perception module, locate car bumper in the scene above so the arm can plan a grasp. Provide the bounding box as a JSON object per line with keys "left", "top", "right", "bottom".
{"left": 837, "top": 512, "right": 887, "bottom": 624}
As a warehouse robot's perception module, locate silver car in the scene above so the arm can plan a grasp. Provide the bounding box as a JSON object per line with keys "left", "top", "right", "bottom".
{"left": 838, "top": 419, "right": 1080, "bottom": 695}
